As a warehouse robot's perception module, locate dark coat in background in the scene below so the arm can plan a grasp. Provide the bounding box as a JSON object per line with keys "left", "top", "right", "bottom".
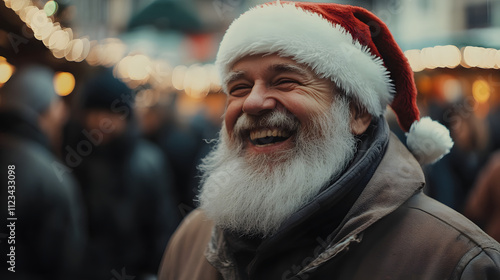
{"left": 65, "top": 120, "right": 180, "bottom": 279}
{"left": 0, "top": 109, "right": 85, "bottom": 280}
{"left": 64, "top": 68, "right": 180, "bottom": 279}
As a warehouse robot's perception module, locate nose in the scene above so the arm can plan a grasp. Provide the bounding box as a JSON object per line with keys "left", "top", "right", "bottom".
{"left": 242, "top": 82, "right": 277, "bottom": 115}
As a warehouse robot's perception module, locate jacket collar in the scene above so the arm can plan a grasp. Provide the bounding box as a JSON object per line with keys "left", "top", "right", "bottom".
{"left": 297, "top": 132, "right": 425, "bottom": 275}
{"left": 334, "top": 132, "right": 425, "bottom": 242}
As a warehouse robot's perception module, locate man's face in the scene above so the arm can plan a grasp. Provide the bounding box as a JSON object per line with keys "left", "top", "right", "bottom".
{"left": 84, "top": 110, "right": 127, "bottom": 145}
{"left": 224, "top": 54, "right": 336, "bottom": 158}
{"left": 198, "top": 53, "right": 358, "bottom": 236}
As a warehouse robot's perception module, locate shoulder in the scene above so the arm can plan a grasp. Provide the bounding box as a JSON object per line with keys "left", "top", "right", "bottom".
{"left": 354, "top": 192, "right": 500, "bottom": 279}
{"left": 402, "top": 193, "right": 500, "bottom": 278}
{"left": 403, "top": 192, "right": 498, "bottom": 249}
{"left": 0, "top": 136, "right": 80, "bottom": 214}
{"left": 158, "top": 209, "right": 218, "bottom": 280}
{"left": 168, "top": 209, "right": 214, "bottom": 248}
{"left": 1, "top": 134, "right": 75, "bottom": 188}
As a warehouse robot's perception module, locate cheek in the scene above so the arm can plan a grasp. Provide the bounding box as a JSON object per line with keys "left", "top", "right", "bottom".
{"left": 224, "top": 100, "right": 243, "bottom": 134}
{"left": 281, "top": 95, "right": 330, "bottom": 125}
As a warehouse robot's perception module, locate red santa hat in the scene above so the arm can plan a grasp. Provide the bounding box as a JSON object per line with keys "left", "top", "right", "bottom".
{"left": 215, "top": 1, "right": 453, "bottom": 165}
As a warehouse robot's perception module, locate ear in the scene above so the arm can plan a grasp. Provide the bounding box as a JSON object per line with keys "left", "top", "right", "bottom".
{"left": 349, "top": 103, "right": 372, "bottom": 135}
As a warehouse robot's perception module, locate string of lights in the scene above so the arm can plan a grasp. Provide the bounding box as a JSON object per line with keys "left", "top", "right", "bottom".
{"left": 1, "top": 0, "right": 221, "bottom": 100}
{"left": 1, "top": 0, "right": 498, "bottom": 102}
{"left": 405, "top": 45, "right": 500, "bottom": 72}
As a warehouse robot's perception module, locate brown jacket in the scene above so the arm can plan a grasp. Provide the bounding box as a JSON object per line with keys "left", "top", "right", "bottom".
{"left": 159, "top": 134, "right": 500, "bottom": 280}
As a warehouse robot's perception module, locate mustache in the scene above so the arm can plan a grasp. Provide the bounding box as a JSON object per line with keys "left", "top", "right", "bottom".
{"left": 233, "top": 110, "right": 300, "bottom": 136}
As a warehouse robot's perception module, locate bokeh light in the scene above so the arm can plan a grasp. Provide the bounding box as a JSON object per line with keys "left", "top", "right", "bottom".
{"left": 128, "top": 54, "right": 151, "bottom": 81}
{"left": 441, "top": 45, "right": 461, "bottom": 68}
{"left": 44, "top": 1, "right": 58, "bottom": 17}
{"left": 184, "top": 64, "right": 210, "bottom": 99}
{"left": 472, "top": 79, "right": 490, "bottom": 104}
{"left": 172, "top": 65, "right": 188, "bottom": 90}
{"left": 0, "top": 57, "right": 15, "bottom": 85}
{"left": 53, "top": 72, "right": 75, "bottom": 96}
{"left": 405, "top": 45, "right": 499, "bottom": 71}
{"left": 11, "top": 0, "right": 30, "bottom": 13}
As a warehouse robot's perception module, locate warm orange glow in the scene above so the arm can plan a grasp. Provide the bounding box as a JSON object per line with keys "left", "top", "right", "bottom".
{"left": 472, "top": 80, "right": 490, "bottom": 104}
{"left": 53, "top": 72, "right": 75, "bottom": 96}
{"left": 0, "top": 58, "right": 15, "bottom": 84}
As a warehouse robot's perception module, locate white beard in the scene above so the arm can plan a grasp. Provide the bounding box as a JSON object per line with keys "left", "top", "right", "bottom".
{"left": 197, "top": 96, "right": 356, "bottom": 237}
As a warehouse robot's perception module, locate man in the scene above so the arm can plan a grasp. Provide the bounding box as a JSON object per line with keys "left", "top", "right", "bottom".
{"left": 159, "top": 2, "right": 500, "bottom": 279}
{"left": 465, "top": 151, "right": 500, "bottom": 242}
{"left": 0, "top": 64, "right": 85, "bottom": 279}
{"left": 63, "top": 68, "right": 180, "bottom": 280}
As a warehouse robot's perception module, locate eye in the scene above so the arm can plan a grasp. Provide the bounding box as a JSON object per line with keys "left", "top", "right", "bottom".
{"left": 273, "top": 78, "right": 300, "bottom": 90}
{"left": 228, "top": 84, "right": 252, "bottom": 97}
{"left": 276, "top": 78, "right": 296, "bottom": 84}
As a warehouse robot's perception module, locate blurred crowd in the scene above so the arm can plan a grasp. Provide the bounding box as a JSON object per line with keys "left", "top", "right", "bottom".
{"left": 423, "top": 98, "right": 500, "bottom": 241}
{"left": 1, "top": 61, "right": 500, "bottom": 279}
{"left": 0, "top": 63, "right": 223, "bottom": 280}
{"left": 389, "top": 93, "right": 500, "bottom": 241}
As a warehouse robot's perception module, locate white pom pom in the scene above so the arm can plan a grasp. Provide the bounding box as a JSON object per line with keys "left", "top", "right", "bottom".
{"left": 406, "top": 117, "right": 454, "bottom": 165}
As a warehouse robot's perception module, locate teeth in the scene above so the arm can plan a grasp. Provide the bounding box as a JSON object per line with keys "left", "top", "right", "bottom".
{"left": 249, "top": 128, "right": 292, "bottom": 141}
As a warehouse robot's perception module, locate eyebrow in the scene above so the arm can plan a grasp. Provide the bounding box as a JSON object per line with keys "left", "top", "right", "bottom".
{"left": 224, "top": 70, "right": 246, "bottom": 87}
{"left": 268, "top": 63, "right": 311, "bottom": 78}
{"left": 225, "top": 63, "right": 311, "bottom": 87}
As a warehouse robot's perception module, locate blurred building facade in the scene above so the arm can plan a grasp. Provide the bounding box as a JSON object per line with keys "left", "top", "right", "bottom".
{"left": 72, "top": 0, "right": 154, "bottom": 38}
{"left": 372, "top": 0, "right": 500, "bottom": 50}
{"left": 368, "top": 0, "right": 500, "bottom": 213}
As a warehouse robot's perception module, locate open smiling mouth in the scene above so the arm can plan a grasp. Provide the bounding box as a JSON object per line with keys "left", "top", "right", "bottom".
{"left": 249, "top": 128, "right": 293, "bottom": 146}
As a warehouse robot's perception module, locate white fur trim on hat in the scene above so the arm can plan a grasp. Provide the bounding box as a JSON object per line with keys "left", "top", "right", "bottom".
{"left": 406, "top": 117, "right": 454, "bottom": 165}
{"left": 215, "top": 2, "right": 394, "bottom": 117}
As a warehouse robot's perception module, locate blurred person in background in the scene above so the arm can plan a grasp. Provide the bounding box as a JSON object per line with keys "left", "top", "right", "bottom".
{"left": 159, "top": 2, "right": 500, "bottom": 279}
{"left": 465, "top": 151, "right": 500, "bottom": 242}
{"left": 426, "top": 100, "right": 492, "bottom": 212}
{"left": 136, "top": 95, "right": 201, "bottom": 212}
{"left": 189, "top": 91, "right": 226, "bottom": 186}
{"left": 0, "top": 64, "right": 85, "bottom": 279}
{"left": 487, "top": 105, "right": 500, "bottom": 151}
{"left": 63, "top": 68, "right": 179, "bottom": 280}
{"left": 137, "top": 91, "right": 226, "bottom": 214}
